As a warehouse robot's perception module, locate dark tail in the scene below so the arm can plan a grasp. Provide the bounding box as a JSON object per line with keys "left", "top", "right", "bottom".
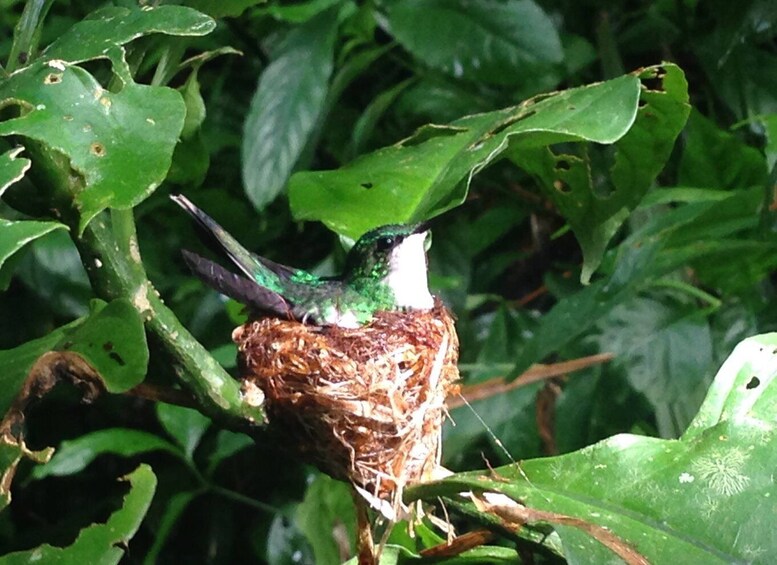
{"left": 170, "top": 193, "right": 282, "bottom": 292}
{"left": 181, "top": 250, "right": 290, "bottom": 318}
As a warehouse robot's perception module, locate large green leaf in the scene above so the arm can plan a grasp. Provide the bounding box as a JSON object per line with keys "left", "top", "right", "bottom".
{"left": 290, "top": 70, "right": 642, "bottom": 239}
{"left": 0, "top": 464, "right": 156, "bottom": 564}
{"left": 0, "top": 299, "right": 148, "bottom": 415}
{"left": 594, "top": 297, "right": 714, "bottom": 438}
{"left": 41, "top": 5, "right": 215, "bottom": 65}
{"left": 0, "top": 62, "right": 185, "bottom": 233}
{"left": 512, "top": 64, "right": 691, "bottom": 281}
{"left": 386, "top": 0, "right": 563, "bottom": 85}
{"left": 32, "top": 428, "right": 181, "bottom": 480}
{"left": 412, "top": 333, "right": 777, "bottom": 563}
{"left": 241, "top": 7, "right": 338, "bottom": 210}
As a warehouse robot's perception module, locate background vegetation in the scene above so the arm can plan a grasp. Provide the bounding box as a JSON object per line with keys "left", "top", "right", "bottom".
{"left": 1, "top": 0, "right": 776, "bottom": 563}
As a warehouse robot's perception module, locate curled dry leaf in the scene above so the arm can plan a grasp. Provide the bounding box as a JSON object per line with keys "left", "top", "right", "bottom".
{"left": 0, "top": 351, "right": 105, "bottom": 506}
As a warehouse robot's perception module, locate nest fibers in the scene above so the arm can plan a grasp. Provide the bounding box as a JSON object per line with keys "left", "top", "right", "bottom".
{"left": 234, "top": 300, "right": 459, "bottom": 517}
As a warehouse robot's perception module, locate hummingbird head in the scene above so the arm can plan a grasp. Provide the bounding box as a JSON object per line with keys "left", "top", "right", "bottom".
{"left": 345, "top": 222, "right": 435, "bottom": 310}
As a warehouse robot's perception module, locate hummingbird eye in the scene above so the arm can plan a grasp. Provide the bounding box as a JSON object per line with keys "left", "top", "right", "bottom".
{"left": 376, "top": 236, "right": 396, "bottom": 252}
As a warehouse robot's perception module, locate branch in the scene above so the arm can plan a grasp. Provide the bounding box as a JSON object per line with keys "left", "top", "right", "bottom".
{"left": 75, "top": 209, "right": 265, "bottom": 427}
{"left": 448, "top": 353, "right": 614, "bottom": 409}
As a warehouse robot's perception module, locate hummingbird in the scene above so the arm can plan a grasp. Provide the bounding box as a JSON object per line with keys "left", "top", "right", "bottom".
{"left": 171, "top": 194, "right": 435, "bottom": 328}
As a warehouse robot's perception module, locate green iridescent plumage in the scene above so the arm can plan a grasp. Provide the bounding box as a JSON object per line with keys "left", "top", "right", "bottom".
{"left": 172, "top": 194, "right": 434, "bottom": 327}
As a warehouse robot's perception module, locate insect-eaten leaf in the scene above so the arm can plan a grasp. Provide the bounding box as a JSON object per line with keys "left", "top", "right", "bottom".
{"left": 290, "top": 64, "right": 689, "bottom": 282}
{"left": 0, "top": 61, "right": 185, "bottom": 233}
{"left": 410, "top": 333, "right": 777, "bottom": 563}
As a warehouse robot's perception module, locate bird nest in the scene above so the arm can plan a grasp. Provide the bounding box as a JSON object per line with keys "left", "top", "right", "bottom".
{"left": 233, "top": 300, "right": 459, "bottom": 515}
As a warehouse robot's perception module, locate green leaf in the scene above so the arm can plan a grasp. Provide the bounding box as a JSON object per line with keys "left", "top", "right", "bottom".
{"left": 296, "top": 474, "right": 356, "bottom": 565}
{"left": 42, "top": 5, "right": 215, "bottom": 65}
{"left": 509, "top": 233, "right": 661, "bottom": 376}
{"left": 679, "top": 110, "right": 768, "bottom": 190}
{"left": 685, "top": 333, "right": 777, "bottom": 436}
{"left": 416, "top": 333, "right": 777, "bottom": 564}
{"left": 0, "top": 464, "right": 156, "bottom": 564}
{"left": 511, "top": 186, "right": 766, "bottom": 375}
{"left": 0, "top": 218, "right": 66, "bottom": 274}
{"left": 180, "top": 70, "right": 207, "bottom": 140}
{"left": 62, "top": 299, "right": 149, "bottom": 393}
{"left": 206, "top": 429, "right": 253, "bottom": 475}
{"left": 156, "top": 403, "right": 211, "bottom": 459}
{"left": 242, "top": 7, "right": 338, "bottom": 210}
{"left": 6, "top": 0, "right": 54, "bottom": 73}
{"left": 595, "top": 296, "right": 714, "bottom": 437}
{"left": 32, "top": 428, "right": 181, "bottom": 479}
{"left": 290, "top": 70, "right": 642, "bottom": 239}
{"left": 348, "top": 78, "right": 413, "bottom": 159}
{"left": 167, "top": 69, "right": 210, "bottom": 186}
{"left": 387, "top": 0, "right": 563, "bottom": 85}
{"left": 0, "top": 61, "right": 186, "bottom": 233}
{"left": 142, "top": 490, "right": 198, "bottom": 565}
{"left": 512, "top": 64, "right": 691, "bottom": 281}
{"left": 0, "top": 147, "right": 31, "bottom": 197}
{"left": 0, "top": 299, "right": 148, "bottom": 415}
{"left": 0, "top": 325, "right": 69, "bottom": 417}
{"left": 14, "top": 228, "right": 91, "bottom": 317}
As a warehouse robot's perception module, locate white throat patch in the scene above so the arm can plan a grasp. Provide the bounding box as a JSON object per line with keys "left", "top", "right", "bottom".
{"left": 386, "top": 232, "right": 434, "bottom": 310}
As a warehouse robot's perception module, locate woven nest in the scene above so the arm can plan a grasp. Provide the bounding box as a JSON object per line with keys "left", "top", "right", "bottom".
{"left": 233, "top": 300, "right": 459, "bottom": 513}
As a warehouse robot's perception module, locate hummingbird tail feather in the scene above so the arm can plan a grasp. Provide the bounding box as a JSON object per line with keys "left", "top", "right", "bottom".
{"left": 170, "top": 194, "right": 283, "bottom": 292}
{"left": 181, "top": 250, "right": 291, "bottom": 318}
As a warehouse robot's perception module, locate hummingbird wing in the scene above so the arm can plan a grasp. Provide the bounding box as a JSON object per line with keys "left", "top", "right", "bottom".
{"left": 181, "top": 250, "right": 293, "bottom": 318}
{"left": 171, "top": 194, "right": 285, "bottom": 293}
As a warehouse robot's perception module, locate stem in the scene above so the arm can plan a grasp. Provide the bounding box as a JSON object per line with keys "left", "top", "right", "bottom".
{"left": 651, "top": 278, "right": 722, "bottom": 310}
{"left": 451, "top": 353, "right": 614, "bottom": 409}
{"left": 7, "top": 0, "right": 53, "bottom": 73}
{"left": 126, "top": 383, "right": 198, "bottom": 409}
{"left": 209, "top": 485, "right": 283, "bottom": 515}
{"left": 76, "top": 210, "right": 266, "bottom": 427}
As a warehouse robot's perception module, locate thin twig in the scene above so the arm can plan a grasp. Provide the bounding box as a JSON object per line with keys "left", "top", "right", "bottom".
{"left": 447, "top": 353, "right": 614, "bottom": 409}
{"left": 125, "top": 383, "right": 199, "bottom": 409}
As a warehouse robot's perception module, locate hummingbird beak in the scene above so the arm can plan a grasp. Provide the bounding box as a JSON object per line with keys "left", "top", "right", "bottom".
{"left": 412, "top": 221, "right": 432, "bottom": 235}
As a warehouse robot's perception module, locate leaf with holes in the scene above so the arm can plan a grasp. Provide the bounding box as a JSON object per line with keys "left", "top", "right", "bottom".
{"left": 410, "top": 333, "right": 777, "bottom": 564}
{"left": 0, "top": 464, "right": 156, "bottom": 563}
{"left": 0, "top": 299, "right": 148, "bottom": 416}
{"left": 290, "top": 69, "right": 642, "bottom": 239}
{"left": 511, "top": 64, "right": 691, "bottom": 281}
{"left": 0, "top": 61, "right": 185, "bottom": 233}
{"left": 41, "top": 5, "right": 214, "bottom": 65}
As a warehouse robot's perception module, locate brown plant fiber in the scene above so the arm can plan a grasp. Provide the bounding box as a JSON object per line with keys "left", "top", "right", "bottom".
{"left": 234, "top": 300, "right": 459, "bottom": 511}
